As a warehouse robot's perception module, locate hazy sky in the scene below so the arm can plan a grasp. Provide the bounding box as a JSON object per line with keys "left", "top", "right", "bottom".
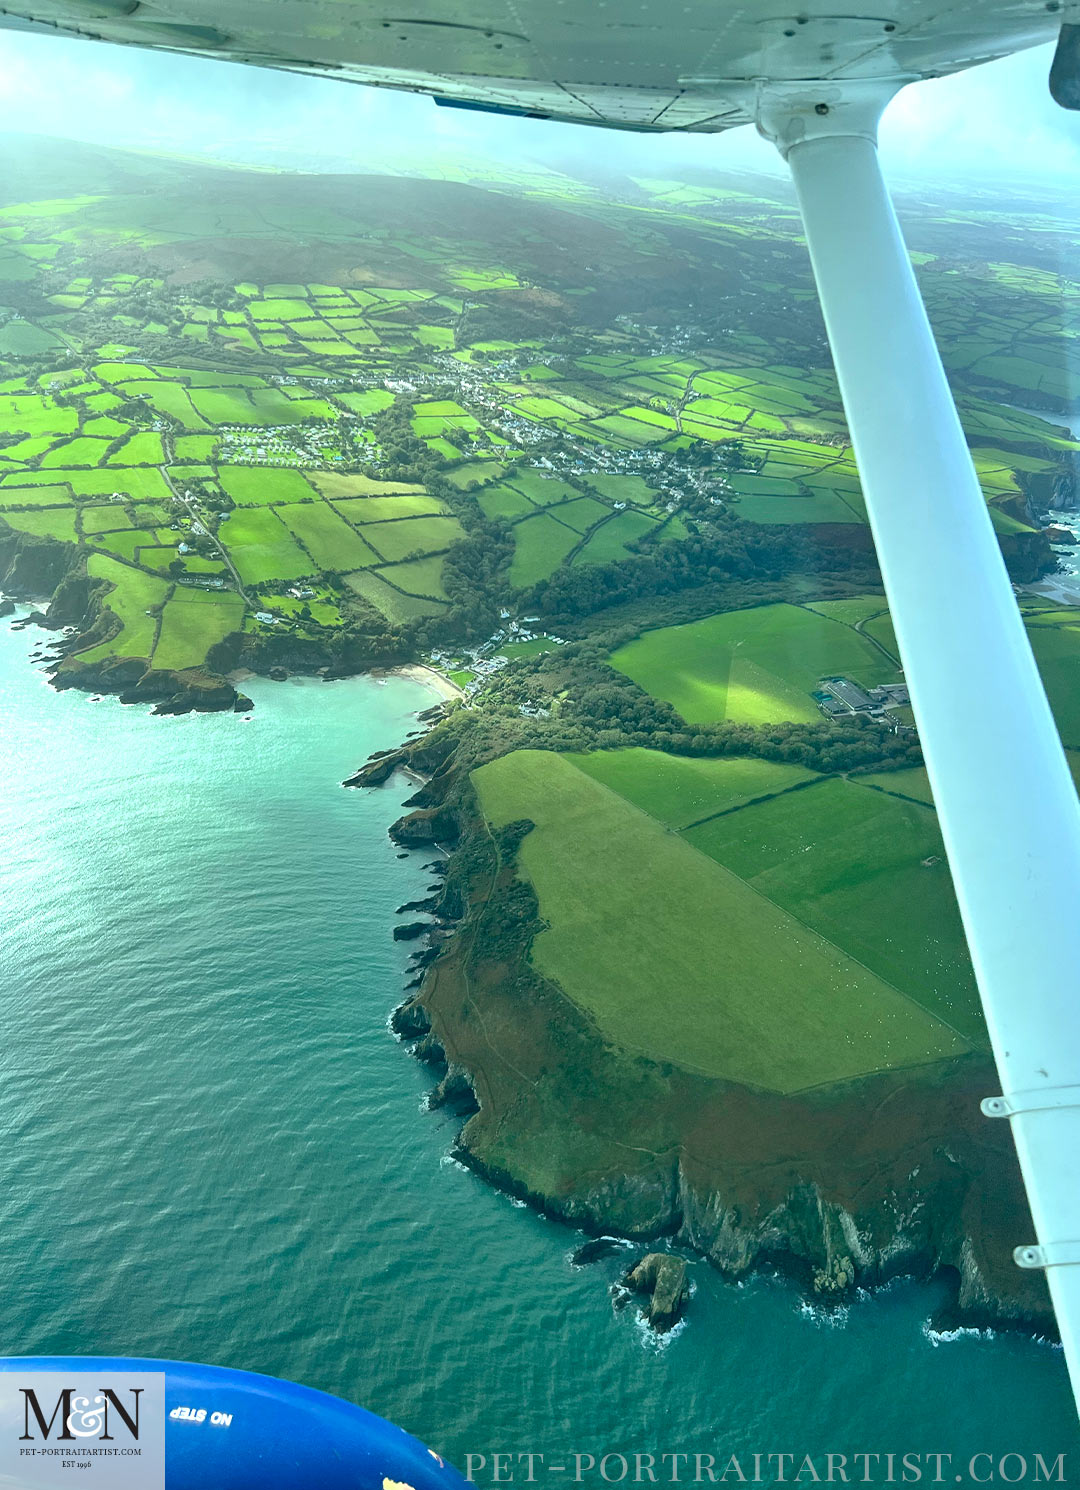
{"left": 0, "top": 26, "right": 1076, "bottom": 188}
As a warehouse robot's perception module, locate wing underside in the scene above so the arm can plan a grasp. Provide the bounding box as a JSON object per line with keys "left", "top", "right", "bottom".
{"left": 0, "top": 0, "right": 1060, "bottom": 131}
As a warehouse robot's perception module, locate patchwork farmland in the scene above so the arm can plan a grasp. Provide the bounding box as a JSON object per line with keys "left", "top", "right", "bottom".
{"left": 0, "top": 143, "right": 1078, "bottom": 709}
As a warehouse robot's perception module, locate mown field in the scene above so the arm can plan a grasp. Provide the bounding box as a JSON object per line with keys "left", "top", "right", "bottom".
{"left": 610, "top": 603, "right": 899, "bottom": 725}
{"left": 567, "top": 749, "right": 818, "bottom": 827}
{"left": 472, "top": 750, "right": 973, "bottom": 1093}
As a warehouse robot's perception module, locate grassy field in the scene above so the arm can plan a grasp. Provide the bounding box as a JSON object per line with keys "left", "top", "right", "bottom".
{"left": 224, "top": 507, "right": 315, "bottom": 585}
{"left": 333, "top": 493, "right": 445, "bottom": 522}
{"left": 380, "top": 555, "right": 450, "bottom": 599}
{"left": 567, "top": 748, "right": 819, "bottom": 827}
{"left": 217, "top": 466, "right": 317, "bottom": 506}
{"left": 343, "top": 568, "right": 447, "bottom": 621}
{"left": 610, "top": 603, "right": 898, "bottom": 725}
{"left": 276, "top": 501, "right": 380, "bottom": 569}
{"left": 805, "top": 594, "right": 1080, "bottom": 746}
{"left": 359, "top": 513, "right": 464, "bottom": 563}
{"left": 857, "top": 767, "right": 935, "bottom": 805}
{"left": 472, "top": 751, "right": 971, "bottom": 1093}
{"left": 78, "top": 555, "right": 167, "bottom": 662}
{"left": 153, "top": 590, "right": 244, "bottom": 671}
{"left": 508, "top": 512, "right": 582, "bottom": 586}
{"left": 1026, "top": 621, "right": 1080, "bottom": 747}
{"left": 2, "top": 507, "right": 78, "bottom": 540}
{"left": 685, "top": 776, "right": 984, "bottom": 1041}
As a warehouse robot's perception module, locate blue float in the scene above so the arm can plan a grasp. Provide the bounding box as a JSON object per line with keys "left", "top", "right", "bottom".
{"left": 0, "top": 1357, "right": 471, "bottom": 1490}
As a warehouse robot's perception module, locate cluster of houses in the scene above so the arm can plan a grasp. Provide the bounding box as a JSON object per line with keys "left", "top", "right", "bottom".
{"left": 217, "top": 422, "right": 345, "bottom": 467}
{"left": 254, "top": 586, "right": 317, "bottom": 625}
{"left": 428, "top": 615, "right": 564, "bottom": 704}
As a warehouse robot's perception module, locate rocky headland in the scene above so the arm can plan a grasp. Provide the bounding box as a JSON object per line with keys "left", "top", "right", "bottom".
{"left": 357, "top": 728, "right": 1055, "bottom": 1340}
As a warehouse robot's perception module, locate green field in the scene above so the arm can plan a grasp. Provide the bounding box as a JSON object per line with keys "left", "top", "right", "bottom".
{"left": 309, "top": 474, "right": 426, "bottom": 499}
{"left": 277, "top": 501, "right": 380, "bottom": 569}
{"left": 472, "top": 751, "right": 970, "bottom": 1093}
{"left": 611, "top": 603, "right": 898, "bottom": 724}
{"left": 359, "top": 514, "right": 464, "bottom": 563}
{"left": 0, "top": 483, "right": 76, "bottom": 508}
{"left": 2, "top": 507, "right": 78, "bottom": 540}
{"left": 81, "top": 505, "right": 134, "bottom": 534}
{"left": 685, "top": 776, "right": 983, "bottom": 1040}
{"left": 1027, "top": 621, "right": 1080, "bottom": 747}
{"left": 153, "top": 590, "right": 245, "bottom": 671}
{"left": 568, "top": 749, "right": 820, "bottom": 828}
{"left": 477, "top": 485, "right": 534, "bottom": 521}
{"left": 224, "top": 507, "right": 315, "bottom": 584}
{"left": 575, "top": 510, "right": 659, "bottom": 564}
{"left": 379, "top": 555, "right": 449, "bottom": 599}
{"left": 343, "top": 567, "right": 447, "bottom": 621}
{"left": 808, "top": 595, "right": 1080, "bottom": 746}
{"left": 333, "top": 493, "right": 445, "bottom": 523}
{"left": 217, "top": 466, "right": 317, "bottom": 506}
{"left": 857, "top": 766, "right": 935, "bottom": 805}
{"left": 8, "top": 467, "right": 170, "bottom": 503}
{"left": 77, "top": 555, "right": 167, "bottom": 662}
{"left": 508, "top": 513, "right": 581, "bottom": 587}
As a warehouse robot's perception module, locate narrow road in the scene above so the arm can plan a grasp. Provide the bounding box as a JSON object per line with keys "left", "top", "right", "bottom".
{"left": 853, "top": 610, "right": 902, "bottom": 667}
{"left": 159, "top": 435, "right": 252, "bottom": 605}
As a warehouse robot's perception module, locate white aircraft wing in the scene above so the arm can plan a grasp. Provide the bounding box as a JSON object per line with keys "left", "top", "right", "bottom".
{"left": 0, "top": 0, "right": 1061, "bottom": 131}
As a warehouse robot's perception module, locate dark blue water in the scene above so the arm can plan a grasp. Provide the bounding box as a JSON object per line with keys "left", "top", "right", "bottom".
{"left": 1, "top": 609, "right": 1076, "bottom": 1485}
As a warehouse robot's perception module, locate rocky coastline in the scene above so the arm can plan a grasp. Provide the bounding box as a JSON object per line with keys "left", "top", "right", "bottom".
{"left": 0, "top": 527, "right": 426, "bottom": 715}
{"left": 354, "top": 740, "right": 1057, "bottom": 1342}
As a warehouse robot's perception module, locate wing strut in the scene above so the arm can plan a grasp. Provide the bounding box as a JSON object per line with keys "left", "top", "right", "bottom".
{"left": 755, "top": 79, "right": 1080, "bottom": 1411}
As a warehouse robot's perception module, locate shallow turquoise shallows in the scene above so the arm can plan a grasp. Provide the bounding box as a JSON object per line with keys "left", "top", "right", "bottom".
{"left": 1, "top": 611, "right": 1078, "bottom": 1479}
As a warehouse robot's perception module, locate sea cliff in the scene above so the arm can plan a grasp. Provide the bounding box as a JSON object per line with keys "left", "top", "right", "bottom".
{"left": 363, "top": 740, "right": 1054, "bottom": 1337}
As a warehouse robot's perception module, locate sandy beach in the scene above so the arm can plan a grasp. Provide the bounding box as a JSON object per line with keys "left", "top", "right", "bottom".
{"left": 391, "top": 663, "right": 466, "bottom": 701}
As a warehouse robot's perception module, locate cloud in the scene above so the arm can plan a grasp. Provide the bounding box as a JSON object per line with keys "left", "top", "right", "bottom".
{"left": 879, "top": 43, "right": 1080, "bottom": 184}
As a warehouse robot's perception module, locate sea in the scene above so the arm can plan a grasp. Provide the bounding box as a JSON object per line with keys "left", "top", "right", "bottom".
{"left": 1, "top": 607, "right": 1077, "bottom": 1485}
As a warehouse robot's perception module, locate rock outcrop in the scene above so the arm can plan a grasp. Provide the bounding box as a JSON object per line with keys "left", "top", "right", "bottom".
{"left": 393, "top": 920, "right": 434, "bottom": 942}
{"left": 389, "top": 806, "right": 459, "bottom": 846}
{"left": 625, "top": 1253, "right": 690, "bottom": 1331}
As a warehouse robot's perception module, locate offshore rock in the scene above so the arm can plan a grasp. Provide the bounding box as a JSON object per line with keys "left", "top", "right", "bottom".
{"left": 13, "top": 609, "right": 51, "bottom": 629}
{"left": 625, "top": 1253, "right": 689, "bottom": 1331}
{"left": 0, "top": 597, "right": 14, "bottom": 618}
{"left": 571, "top": 1237, "right": 625, "bottom": 1266}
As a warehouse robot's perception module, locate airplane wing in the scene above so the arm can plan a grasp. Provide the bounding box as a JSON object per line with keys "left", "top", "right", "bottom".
{"left": 0, "top": 0, "right": 1061, "bottom": 132}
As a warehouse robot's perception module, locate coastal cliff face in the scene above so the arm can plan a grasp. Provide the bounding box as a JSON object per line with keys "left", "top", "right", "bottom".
{"left": 0, "top": 527, "right": 245, "bottom": 712}
{"left": 384, "top": 778, "right": 1053, "bottom": 1335}
{"left": 0, "top": 521, "right": 420, "bottom": 712}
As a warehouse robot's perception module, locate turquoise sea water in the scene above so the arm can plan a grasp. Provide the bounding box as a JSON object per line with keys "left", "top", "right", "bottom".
{"left": 1, "top": 608, "right": 1078, "bottom": 1485}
